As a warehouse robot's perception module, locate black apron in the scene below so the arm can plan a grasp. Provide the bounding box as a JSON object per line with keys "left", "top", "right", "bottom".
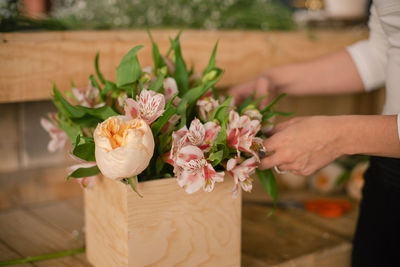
{"left": 352, "top": 156, "right": 400, "bottom": 267}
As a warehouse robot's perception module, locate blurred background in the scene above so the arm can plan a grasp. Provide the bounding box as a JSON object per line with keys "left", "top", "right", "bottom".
{"left": 1, "top": 0, "right": 372, "bottom": 31}
{"left": 0, "top": 1, "right": 380, "bottom": 266}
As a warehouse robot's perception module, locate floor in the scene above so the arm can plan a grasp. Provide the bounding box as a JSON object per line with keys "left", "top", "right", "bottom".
{"left": 0, "top": 191, "right": 358, "bottom": 267}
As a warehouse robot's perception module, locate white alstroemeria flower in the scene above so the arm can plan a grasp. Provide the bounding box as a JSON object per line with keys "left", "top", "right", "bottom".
{"left": 72, "top": 84, "right": 104, "bottom": 108}
{"left": 124, "top": 89, "right": 165, "bottom": 125}
{"left": 174, "top": 145, "right": 224, "bottom": 194}
{"left": 67, "top": 161, "right": 98, "bottom": 189}
{"left": 346, "top": 162, "right": 368, "bottom": 201}
{"left": 309, "top": 163, "right": 344, "bottom": 193}
{"left": 40, "top": 113, "right": 68, "bottom": 152}
{"left": 243, "top": 108, "right": 262, "bottom": 121}
{"left": 94, "top": 116, "right": 154, "bottom": 180}
{"left": 227, "top": 156, "right": 257, "bottom": 197}
{"left": 227, "top": 110, "right": 263, "bottom": 161}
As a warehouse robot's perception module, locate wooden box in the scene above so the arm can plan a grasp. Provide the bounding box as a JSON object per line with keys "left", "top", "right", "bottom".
{"left": 84, "top": 175, "right": 242, "bottom": 267}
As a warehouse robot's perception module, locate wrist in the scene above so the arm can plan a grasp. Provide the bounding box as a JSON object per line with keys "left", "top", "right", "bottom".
{"left": 332, "top": 115, "right": 359, "bottom": 156}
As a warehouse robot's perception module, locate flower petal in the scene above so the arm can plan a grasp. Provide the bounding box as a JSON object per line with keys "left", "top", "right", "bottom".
{"left": 163, "top": 77, "right": 179, "bottom": 102}
{"left": 124, "top": 98, "right": 140, "bottom": 119}
{"left": 187, "top": 118, "right": 205, "bottom": 146}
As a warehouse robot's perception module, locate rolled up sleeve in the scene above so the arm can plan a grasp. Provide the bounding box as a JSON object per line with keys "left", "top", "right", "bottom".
{"left": 346, "top": 5, "right": 388, "bottom": 91}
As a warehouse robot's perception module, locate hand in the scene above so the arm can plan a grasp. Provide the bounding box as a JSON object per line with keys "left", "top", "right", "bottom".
{"left": 260, "top": 116, "right": 345, "bottom": 176}
{"left": 229, "top": 73, "right": 276, "bottom": 108}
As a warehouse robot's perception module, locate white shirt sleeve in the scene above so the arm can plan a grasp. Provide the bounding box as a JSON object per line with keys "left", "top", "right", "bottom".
{"left": 346, "top": 5, "right": 388, "bottom": 91}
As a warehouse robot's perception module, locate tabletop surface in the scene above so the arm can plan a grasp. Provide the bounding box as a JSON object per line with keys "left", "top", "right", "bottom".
{"left": 0, "top": 190, "right": 358, "bottom": 267}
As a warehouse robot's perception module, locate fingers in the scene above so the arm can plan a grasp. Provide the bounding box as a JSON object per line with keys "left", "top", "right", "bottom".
{"left": 260, "top": 135, "right": 290, "bottom": 170}
{"left": 270, "top": 117, "right": 302, "bottom": 135}
{"left": 259, "top": 154, "right": 282, "bottom": 170}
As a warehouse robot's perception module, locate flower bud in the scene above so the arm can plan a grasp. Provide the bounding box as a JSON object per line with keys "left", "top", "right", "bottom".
{"left": 94, "top": 116, "right": 154, "bottom": 180}
{"left": 243, "top": 105, "right": 262, "bottom": 121}
{"left": 202, "top": 70, "right": 218, "bottom": 84}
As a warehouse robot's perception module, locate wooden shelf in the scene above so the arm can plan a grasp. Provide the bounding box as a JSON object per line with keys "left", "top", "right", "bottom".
{"left": 0, "top": 29, "right": 367, "bottom": 103}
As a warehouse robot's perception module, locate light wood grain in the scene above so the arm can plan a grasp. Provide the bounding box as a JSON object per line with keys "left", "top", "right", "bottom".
{"left": 0, "top": 29, "right": 367, "bottom": 103}
{"left": 241, "top": 204, "right": 350, "bottom": 267}
{"left": 0, "top": 241, "right": 33, "bottom": 267}
{"left": 85, "top": 176, "right": 129, "bottom": 267}
{"left": 0, "top": 209, "right": 85, "bottom": 267}
{"left": 85, "top": 175, "right": 241, "bottom": 267}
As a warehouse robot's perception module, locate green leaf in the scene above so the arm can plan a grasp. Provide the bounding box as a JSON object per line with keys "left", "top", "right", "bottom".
{"left": 53, "top": 85, "right": 86, "bottom": 118}
{"left": 203, "top": 40, "right": 219, "bottom": 75}
{"left": 214, "top": 120, "right": 227, "bottom": 145}
{"left": 156, "top": 157, "right": 165, "bottom": 175}
{"left": 262, "top": 111, "right": 293, "bottom": 122}
{"left": 71, "top": 115, "right": 102, "bottom": 128}
{"left": 208, "top": 150, "right": 224, "bottom": 166}
{"left": 116, "top": 45, "right": 143, "bottom": 88}
{"left": 73, "top": 135, "right": 96, "bottom": 162}
{"left": 148, "top": 74, "right": 165, "bottom": 92}
{"left": 178, "top": 69, "right": 223, "bottom": 109}
{"left": 95, "top": 52, "right": 106, "bottom": 85}
{"left": 173, "top": 35, "right": 189, "bottom": 96}
{"left": 151, "top": 96, "right": 178, "bottom": 136}
{"left": 238, "top": 93, "right": 255, "bottom": 113}
{"left": 256, "top": 168, "right": 278, "bottom": 207}
{"left": 68, "top": 165, "right": 100, "bottom": 180}
{"left": 89, "top": 74, "right": 102, "bottom": 94}
{"left": 261, "top": 93, "right": 286, "bottom": 113}
{"left": 57, "top": 114, "right": 81, "bottom": 142}
{"left": 80, "top": 105, "right": 119, "bottom": 120}
{"left": 147, "top": 29, "right": 165, "bottom": 74}
{"left": 176, "top": 98, "right": 188, "bottom": 128}
{"left": 210, "top": 96, "right": 232, "bottom": 123}
{"left": 101, "top": 81, "right": 117, "bottom": 100}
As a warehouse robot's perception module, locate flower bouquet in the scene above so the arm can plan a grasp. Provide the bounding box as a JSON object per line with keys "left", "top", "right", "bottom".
{"left": 42, "top": 31, "right": 288, "bottom": 266}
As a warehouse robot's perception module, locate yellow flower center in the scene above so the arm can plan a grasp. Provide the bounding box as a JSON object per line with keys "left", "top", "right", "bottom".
{"left": 101, "top": 118, "right": 142, "bottom": 149}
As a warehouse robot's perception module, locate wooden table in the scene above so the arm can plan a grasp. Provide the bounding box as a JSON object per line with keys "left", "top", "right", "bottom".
{"left": 0, "top": 191, "right": 358, "bottom": 267}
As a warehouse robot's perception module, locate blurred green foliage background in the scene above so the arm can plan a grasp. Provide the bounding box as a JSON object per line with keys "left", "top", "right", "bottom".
{"left": 1, "top": 0, "right": 294, "bottom": 32}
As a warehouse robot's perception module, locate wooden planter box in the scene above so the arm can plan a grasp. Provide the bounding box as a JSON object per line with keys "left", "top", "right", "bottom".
{"left": 84, "top": 175, "right": 242, "bottom": 267}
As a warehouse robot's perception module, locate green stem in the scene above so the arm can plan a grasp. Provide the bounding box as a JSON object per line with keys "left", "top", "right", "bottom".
{"left": 127, "top": 177, "right": 143, "bottom": 198}
{"left": 0, "top": 247, "right": 85, "bottom": 266}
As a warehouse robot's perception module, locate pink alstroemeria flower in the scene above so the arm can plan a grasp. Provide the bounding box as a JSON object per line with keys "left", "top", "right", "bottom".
{"left": 227, "top": 156, "right": 257, "bottom": 197}
{"left": 168, "top": 118, "right": 221, "bottom": 165}
{"left": 72, "top": 84, "right": 104, "bottom": 108}
{"left": 124, "top": 89, "right": 165, "bottom": 125}
{"left": 175, "top": 145, "right": 224, "bottom": 193}
{"left": 67, "top": 161, "right": 97, "bottom": 189}
{"left": 196, "top": 96, "right": 219, "bottom": 121}
{"left": 227, "top": 110, "right": 263, "bottom": 161}
{"left": 163, "top": 77, "right": 180, "bottom": 105}
{"left": 40, "top": 113, "right": 68, "bottom": 152}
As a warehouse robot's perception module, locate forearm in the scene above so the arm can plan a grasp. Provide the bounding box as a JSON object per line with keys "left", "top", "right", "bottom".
{"left": 265, "top": 50, "right": 365, "bottom": 96}
{"left": 336, "top": 115, "right": 400, "bottom": 158}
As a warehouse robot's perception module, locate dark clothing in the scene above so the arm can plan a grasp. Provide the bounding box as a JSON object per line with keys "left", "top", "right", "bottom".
{"left": 352, "top": 156, "right": 400, "bottom": 267}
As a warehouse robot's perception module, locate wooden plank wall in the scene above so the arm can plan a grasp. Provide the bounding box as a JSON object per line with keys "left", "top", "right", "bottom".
{"left": 0, "top": 29, "right": 371, "bottom": 108}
